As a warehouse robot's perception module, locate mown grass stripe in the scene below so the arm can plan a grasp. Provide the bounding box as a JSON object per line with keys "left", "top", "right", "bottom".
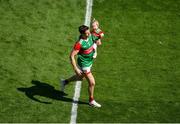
{"left": 70, "top": 0, "right": 93, "bottom": 123}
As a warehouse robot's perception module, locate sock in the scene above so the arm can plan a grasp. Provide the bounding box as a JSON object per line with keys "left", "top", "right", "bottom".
{"left": 89, "top": 96, "right": 94, "bottom": 102}
{"left": 64, "top": 79, "right": 69, "bottom": 85}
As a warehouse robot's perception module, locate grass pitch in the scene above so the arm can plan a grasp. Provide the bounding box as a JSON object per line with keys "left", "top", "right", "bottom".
{"left": 0, "top": 0, "right": 180, "bottom": 123}
{"left": 0, "top": 0, "right": 85, "bottom": 122}
{"left": 77, "top": 0, "right": 180, "bottom": 122}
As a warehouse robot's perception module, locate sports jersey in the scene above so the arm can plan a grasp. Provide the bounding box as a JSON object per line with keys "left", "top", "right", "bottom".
{"left": 74, "top": 34, "right": 99, "bottom": 67}
{"left": 92, "top": 28, "right": 104, "bottom": 39}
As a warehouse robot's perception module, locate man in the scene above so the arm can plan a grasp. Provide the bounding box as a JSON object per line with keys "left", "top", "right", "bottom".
{"left": 61, "top": 25, "right": 103, "bottom": 107}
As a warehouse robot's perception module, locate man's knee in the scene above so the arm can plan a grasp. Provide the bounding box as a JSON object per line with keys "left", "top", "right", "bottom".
{"left": 89, "top": 81, "right": 95, "bottom": 86}
{"left": 85, "top": 72, "right": 95, "bottom": 86}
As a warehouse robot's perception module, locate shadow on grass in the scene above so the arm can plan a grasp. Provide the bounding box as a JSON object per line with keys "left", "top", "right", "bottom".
{"left": 17, "top": 80, "right": 88, "bottom": 105}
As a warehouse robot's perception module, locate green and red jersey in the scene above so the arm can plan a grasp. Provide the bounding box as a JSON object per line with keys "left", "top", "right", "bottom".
{"left": 91, "top": 28, "right": 104, "bottom": 39}
{"left": 74, "top": 34, "right": 99, "bottom": 68}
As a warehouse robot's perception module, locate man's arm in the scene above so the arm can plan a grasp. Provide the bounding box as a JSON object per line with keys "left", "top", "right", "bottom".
{"left": 70, "top": 43, "right": 83, "bottom": 76}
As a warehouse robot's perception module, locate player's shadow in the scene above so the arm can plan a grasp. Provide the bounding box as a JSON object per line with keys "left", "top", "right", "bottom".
{"left": 17, "top": 80, "right": 88, "bottom": 105}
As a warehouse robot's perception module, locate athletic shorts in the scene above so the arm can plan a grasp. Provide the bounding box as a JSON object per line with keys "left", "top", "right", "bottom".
{"left": 78, "top": 64, "right": 92, "bottom": 75}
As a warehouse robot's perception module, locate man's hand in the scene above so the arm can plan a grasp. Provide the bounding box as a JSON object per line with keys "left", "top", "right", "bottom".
{"left": 96, "top": 39, "right": 102, "bottom": 46}
{"left": 75, "top": 68, "right": 83, "bottom": 76}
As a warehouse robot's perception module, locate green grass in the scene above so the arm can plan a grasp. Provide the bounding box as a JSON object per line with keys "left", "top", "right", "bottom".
{"left": 0, "top": 0, "right": 85, "bottom": 122}
{"left": 77, "top": 0, "right": 180, "bottom": 123}
{"left": 0, "top": 0, "right": 180, "bottom": 123}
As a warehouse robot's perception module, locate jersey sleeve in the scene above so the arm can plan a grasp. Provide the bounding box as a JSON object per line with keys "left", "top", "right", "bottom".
{"left": 92, "top": 28, "right": 104, "bottom": 40}
{"left": 98, "top": 31, "right": 104, "bottom": 38}
{"left": 73, "top": 41, "right": 81, "bottom": 51}
{"left": 92, "top": 34, "right": 99, "bottom": 41}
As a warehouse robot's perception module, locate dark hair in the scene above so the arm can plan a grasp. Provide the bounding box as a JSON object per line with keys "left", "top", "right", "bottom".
{"left": 79, "top": 25, "right": 89, "bottom": 34}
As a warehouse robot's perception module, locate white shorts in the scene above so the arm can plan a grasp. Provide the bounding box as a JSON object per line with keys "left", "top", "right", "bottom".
{"left": 78, "top": 65, "right": 92, "bottom": 74}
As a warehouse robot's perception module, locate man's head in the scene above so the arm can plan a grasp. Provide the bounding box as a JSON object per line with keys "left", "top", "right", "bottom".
{"left": 79, "top": 25, "right": 90, "bottom": 38}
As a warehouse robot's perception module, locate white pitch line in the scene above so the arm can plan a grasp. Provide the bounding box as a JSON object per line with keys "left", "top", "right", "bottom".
{"left": 84, "top": 0, "right": 93, "bottom": 27}
{"left": 70, "top": 0, "right": 93, "bottom": 124}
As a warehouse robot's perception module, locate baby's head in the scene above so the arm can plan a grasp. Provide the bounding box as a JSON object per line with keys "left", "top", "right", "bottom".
{"left": 92, "top": 20, "right": 99, "bottom": 30}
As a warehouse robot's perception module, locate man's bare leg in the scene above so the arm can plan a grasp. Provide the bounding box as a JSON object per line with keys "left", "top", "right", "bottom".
{"left": 85, "top": 72, "right": 101, "bottom": 107}
{"left": 61, "top": 74, "right": 85, "bottom": 92}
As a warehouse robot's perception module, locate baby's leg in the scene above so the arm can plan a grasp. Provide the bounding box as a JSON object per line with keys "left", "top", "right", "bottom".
{"left": 93, "top": 42, "right": 98, "bottom": 58}
{"left": 93, "top": 39, "right": 102, "bottom": 58}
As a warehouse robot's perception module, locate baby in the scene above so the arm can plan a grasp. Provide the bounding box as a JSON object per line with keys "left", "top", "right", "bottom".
{"left": 91, "top": 19, "right": 104, "bottom": 58}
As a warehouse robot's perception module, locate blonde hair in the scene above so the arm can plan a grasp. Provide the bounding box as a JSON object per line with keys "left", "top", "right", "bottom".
{"left": 92, "top": 19, "right": 99, "bottom": 27}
